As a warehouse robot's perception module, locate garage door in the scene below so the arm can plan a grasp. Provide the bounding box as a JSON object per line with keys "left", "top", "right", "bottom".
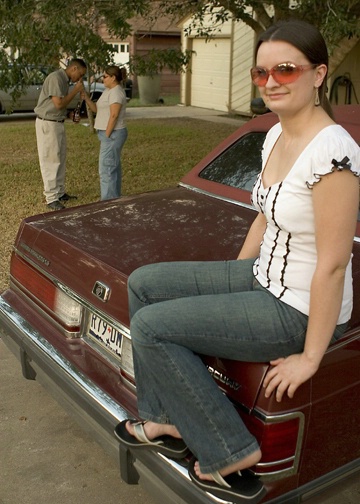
{"left": 190, "top": 38, "right": 231, "bottom": 112}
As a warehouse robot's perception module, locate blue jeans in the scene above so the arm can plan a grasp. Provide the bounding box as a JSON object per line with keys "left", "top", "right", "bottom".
{"left": 128, "top": 259, "right": 346, "bottom": 473}
{"left": 97, "top": 128, "right": 128, "bottom": 200}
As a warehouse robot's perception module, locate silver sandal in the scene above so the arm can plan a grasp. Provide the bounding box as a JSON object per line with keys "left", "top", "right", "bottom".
{"left": 114, "top": 419, "right": 190, "bottom": 459}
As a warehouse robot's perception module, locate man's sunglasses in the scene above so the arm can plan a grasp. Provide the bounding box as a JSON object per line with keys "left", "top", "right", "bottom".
{"left": 250, "top": 62, "right": 317, "bottom": 86}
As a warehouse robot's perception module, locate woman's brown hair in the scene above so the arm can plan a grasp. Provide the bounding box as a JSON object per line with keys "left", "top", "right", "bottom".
{"left": 255, "top": 20, "right": 334, "bottom": 119}
{"left": 104, "top": 65, "right": 124, "bottom": 84}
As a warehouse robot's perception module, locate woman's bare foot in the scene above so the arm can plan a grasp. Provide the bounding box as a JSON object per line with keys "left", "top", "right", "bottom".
{"left": 193, "top": 449, "right": 262, "bottom": 482}
{"left": 126, "top": 420, "right": 182, "bottom": 440}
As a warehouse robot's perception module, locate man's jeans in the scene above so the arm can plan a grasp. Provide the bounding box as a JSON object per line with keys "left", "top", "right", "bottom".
{"left": 128, "top": 259, "right": 346, "bottom": 473}
{"left": 97, "top": 128, "right": 128, "bottom": 200}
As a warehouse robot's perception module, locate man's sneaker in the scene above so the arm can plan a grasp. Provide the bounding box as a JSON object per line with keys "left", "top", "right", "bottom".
{"left": 59, "top": 193, "right": 77, "bottom": 201}
{"left": 47, "top": 200, "right": 65, "bottom": 210}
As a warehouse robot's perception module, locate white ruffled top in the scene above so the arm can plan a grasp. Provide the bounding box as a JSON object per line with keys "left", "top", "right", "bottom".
{"left": 252, "top": 123, "right": 360, "bottom": 323}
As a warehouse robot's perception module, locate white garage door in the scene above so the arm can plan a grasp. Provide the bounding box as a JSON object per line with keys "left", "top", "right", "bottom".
{"left": 190, "top": 38, "right": 231, "bottom": 112}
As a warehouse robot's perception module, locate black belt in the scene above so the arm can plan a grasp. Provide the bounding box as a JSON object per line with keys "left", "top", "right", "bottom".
{"left": 37, "top": 116, "right": 65, "bottom": 123}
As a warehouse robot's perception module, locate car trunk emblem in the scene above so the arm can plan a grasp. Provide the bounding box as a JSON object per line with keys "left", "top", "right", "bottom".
{"left": 92, "top": 281, "right": 111, "bottom": 302}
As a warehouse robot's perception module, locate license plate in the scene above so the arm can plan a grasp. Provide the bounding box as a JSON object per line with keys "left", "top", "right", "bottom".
{"left": 87, "top": 312, "right": 122, "bottom": 358}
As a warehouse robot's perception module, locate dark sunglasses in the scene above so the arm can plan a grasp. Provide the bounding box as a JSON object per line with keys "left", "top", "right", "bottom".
{"left": 250, "top": 62, "right": 317, "bottom": 86}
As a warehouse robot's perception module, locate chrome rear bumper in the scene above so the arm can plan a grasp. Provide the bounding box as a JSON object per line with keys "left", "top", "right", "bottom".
{"left": 0, "top": 295, "right": 220, "bottom": 504}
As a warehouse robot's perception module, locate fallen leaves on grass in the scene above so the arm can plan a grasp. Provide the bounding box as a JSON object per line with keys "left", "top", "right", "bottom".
{"left": 0, "top": 118, "right": 238, "bottom": 291}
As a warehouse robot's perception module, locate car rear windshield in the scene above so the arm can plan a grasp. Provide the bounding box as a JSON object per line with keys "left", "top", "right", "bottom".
{"left": 199, "top": 132, "right": 266, "bottom": 191}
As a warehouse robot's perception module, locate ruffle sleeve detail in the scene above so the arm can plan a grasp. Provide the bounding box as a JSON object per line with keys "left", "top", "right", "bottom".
{"left": 306, "top": 126, "right": 360, "bottom": 189}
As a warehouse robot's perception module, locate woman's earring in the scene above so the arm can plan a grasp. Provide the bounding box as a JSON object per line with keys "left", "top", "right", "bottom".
{"left": 315, "top": 87, "right": 320, "bottom": 106}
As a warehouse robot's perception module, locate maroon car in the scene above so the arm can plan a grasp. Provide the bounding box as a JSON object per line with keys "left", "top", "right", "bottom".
{"left": 0, "top": 105, "right": 359, "bottom": 504}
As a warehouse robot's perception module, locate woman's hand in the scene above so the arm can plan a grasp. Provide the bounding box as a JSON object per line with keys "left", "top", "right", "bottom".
{"left": 263, "top": 353, "right": 319, "bottom": 402}
{"left": 263, "top": 169, "right": 359, "bottom": 403}
{"left": 82, "top": 92, "right": 97, "bottom": 113}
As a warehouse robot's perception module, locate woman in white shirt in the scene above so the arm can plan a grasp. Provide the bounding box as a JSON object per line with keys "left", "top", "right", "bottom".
{"left": 83, "top": 65, "right": 127, "bottom": 200}
{"left": 114, "top": 21, "right": 360, "bottom": 504}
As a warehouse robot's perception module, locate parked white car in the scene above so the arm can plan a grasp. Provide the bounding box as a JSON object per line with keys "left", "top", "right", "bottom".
{"left": 0, "top": 66, "right": 105, "bottom": 114}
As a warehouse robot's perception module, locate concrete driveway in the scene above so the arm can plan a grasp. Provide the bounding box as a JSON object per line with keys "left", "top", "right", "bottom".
{"left": 0, "top": 105, "right": 246, "bottom": 126}
{"left": 0, "top": 339, "right": 157, "bottom": 504}
{"left": 1, "top": 338, "right": 359, "bottom": 504}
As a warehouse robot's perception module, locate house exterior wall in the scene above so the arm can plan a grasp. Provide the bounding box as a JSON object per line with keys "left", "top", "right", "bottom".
{"left": 130, "top": 33, "right": 181, "bottom": 95}
{"left": 230, "top": 20, "right": 256, "bottom": 114}
{"left": 180, "top": 12, "right": 255, "bottom": 114}
{"left": 181, "top": 9, "right": 359, "bottom": 115}
{"left": 99, "top": 15, "right": 182, "bottom": 97}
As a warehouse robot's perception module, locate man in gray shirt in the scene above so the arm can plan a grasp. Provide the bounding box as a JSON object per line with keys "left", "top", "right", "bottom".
{"left": 35, "top": 58, "right": 86, "bottom": 210}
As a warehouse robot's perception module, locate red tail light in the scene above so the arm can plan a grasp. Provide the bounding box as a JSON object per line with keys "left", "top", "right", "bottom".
{"left": 243, "top": 412, "right": 304, "bottom": 476}
{"left": 11, "top": 253, "right": 82, "bottom": 332}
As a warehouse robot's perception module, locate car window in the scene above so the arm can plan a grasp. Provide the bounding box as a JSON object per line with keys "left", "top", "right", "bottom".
{"left": 199, "top": 132, "right": 266, "bottom": 191}
{"left": 26, "top": 68, "right": 48, "bottom": 85}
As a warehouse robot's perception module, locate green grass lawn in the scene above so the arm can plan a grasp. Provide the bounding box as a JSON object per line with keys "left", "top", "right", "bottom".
{"left": 127, "top": 93, "right": 181, "bottom": 107}
{"left": 0, "top": 117, "right": 239, "bottom": 290}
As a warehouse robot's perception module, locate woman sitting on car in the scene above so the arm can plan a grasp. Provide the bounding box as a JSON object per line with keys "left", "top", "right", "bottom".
{"left": 114, "top": 20, "right": 360, "bottom": 504}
